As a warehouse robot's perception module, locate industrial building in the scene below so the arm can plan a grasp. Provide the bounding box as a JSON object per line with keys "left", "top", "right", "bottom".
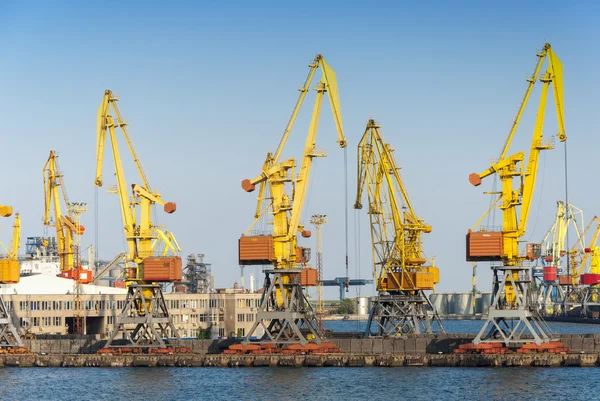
{"left": 0, "top": 274, "right": 262, "bottom": 339}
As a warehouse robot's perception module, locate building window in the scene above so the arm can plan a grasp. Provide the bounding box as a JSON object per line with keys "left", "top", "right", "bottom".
{"left": 246, "top": 314, "right": 255, "bottom": 322}
{"left": 32, "top": 317, "right": 40, "bottom": 327}
{"left": 19, "top": 301, "right": 28, "bottom": 311}
{"left": 218, "top": 328, "right": 225, "bottom": 337}
{"left": 171, "top": 300, "right": 179, "bottom": 309}
{"left": 237, "top": 314, "right": 245, "bottom": 322}
{"left": 246, "top": 299, "right": 252, "bottom": 308}
{"left": 190, "top": 300, "right": 197, "bottom": 309}
{"left": 42, "top": 317, "right": 51, "bottom": 326}
{"left": 210, "top": 314, "right": 218, "bottom": 324}
{"left": 54, "top": 317, "right": 62, "bottom": 326}
{"left": 53, "top": 301, "right": 62, "bottom": 310}
{"left": 19, "top": 317, "right": 29, "bottom": 328}
{"left": 31, "top": 301, "right": 40, "bottom": 311}
{"left": 64, "top": 301, "right": 72, "bottom": 310}
{"left": 42, "top": 301, "right": 52, "bottom": 310}
{"left": 209, "top": 299, "right": 216, "bottom": 308}
{"left": 5, "top": 301, "right": 12, "bottom": 311}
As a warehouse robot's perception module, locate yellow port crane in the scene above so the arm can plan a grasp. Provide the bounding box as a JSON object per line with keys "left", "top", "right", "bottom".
{"left": 355, "top": 119, "right": 444, "bottom": 335}
{"left": 534, "top": 201, "right": 584, "bottom": 314}
{"left": 466, "top": 42, "right": 566, "bottom": 349}
{"left": 0, "top": 207, "right": 23, "bottom": 347}
{"left": 566, "top": 216, "right": 600, "bottom": 312}
{"left": 96, "top": 90, "right": 182, "bottom": 348}
{"left": 240, "top": 54, "right": 346, "bottom": 346}
{"left": 43, "top": 151, "right": 91, "bottom": 283}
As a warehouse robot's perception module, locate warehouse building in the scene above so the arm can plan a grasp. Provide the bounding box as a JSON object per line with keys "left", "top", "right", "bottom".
{"left": 0, "top": 274, "right": 263, "bottom": 339}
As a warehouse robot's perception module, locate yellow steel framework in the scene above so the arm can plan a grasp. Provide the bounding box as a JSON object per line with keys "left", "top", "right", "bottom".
{"left": 0, "top": 206, "right": 23, "bottom": 347}
{"left": 96, "top": 90, "right": 182, "bottom": 348}
{"left": 242, "top": 54, "right": 347, "bottom": 346}
{"left": 43, "top": 151, "right": 86, "bottom": 278}
{"left": 355, "top": 119, "right": 437, "bottom": 292}
{"left": 96, "top": 90, "right": 181, "bottom": 272}
{"left": 469, "top": 42, "right": 566, "bottom": 347}
{"left": 355, "top": 119, "right": 444, "bottom": 335}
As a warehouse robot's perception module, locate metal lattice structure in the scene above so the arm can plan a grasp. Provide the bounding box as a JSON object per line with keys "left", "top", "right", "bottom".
{"left": 68, "top": 202, "right": 88, "bottom": 334}
{"left": 355, "top": 119, "right": 444, "bottom": 336}
{"left": 245, "top": 269, "right": 322, "bottom": 345}
{"left": 310, "top": 214, "right": 326, "bottom": 329}
{"left": 105, "top": 284, "right": 181, "bottom": 348}
{"left": 468, "top": 43, "right": 566, "bottom": 348}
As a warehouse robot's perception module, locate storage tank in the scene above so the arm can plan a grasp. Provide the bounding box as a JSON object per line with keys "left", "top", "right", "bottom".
{"left": 356, "top": 296, "right": 370, "bottom": 316}
{"left": 481, "top": 292, "right": 492, "bottom": 314}
{"left": 444, "top": 292, "right": 456, "bottom": 315}
{"left": 429, "top": 293, "right": 446, "bottom": 316}
{"left": 109, "top": 268, "right": 122, "bottom": 278}
{"left": 454, "top": 293, "right": 473, "bottom": 315}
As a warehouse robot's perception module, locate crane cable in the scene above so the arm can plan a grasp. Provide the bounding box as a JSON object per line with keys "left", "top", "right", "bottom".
{"left": 344, "top": 146, "right": 349, "bottom": 292}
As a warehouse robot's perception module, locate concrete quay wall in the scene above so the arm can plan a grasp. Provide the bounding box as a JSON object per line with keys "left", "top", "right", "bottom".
{"left": 18, "top": 333, "right": 600, "bottom": 356}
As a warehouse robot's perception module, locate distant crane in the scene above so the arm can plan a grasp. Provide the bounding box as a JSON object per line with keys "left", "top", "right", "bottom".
{"left": 0, "top": 209, "right": 22, "bottom": 347}
{"left": 310, "top": 214, "right": 327, "bottom": 329}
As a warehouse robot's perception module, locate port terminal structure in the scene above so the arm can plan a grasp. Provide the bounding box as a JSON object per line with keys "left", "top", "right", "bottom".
{"left": 355, "top": 119, "right": 444, "bottom": 336}
{"left": 238, "top": 54, "right": 347, "bottom": 347}
{"left": 462, "top": 42, "right": 568, "bottom": 353}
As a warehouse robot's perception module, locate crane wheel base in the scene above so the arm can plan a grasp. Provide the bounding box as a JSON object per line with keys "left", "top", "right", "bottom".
{"left": 365, "top": 292, "right": 445, "bottom": 336}
{"left": 242, "top": 270, "right": 325, "bottom": 346}
{"left": 104, "top": 284, "right": 181, "bottom": 349}
{"left": 225, "top": 342, "right": 342, "bottom": 355}
{"left": 454, "top": 341, "right": 569, "bottom": 354}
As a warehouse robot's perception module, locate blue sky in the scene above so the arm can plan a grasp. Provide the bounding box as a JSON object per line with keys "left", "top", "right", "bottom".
{"left": 1, "top": 1, "right": 598, "bottom": 299}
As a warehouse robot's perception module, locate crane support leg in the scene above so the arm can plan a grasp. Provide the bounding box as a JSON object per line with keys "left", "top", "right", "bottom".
{"left": 535, "top": 281, "right": 566, "bottom": 316}
{"left": 0, "top": 295, "right": 23, "bottom": 347}
{"left": 243, "top": 270, "right": 324, "bottom": 346}
{"left": 105, "top": 284, "right": 181, "bottom": 348}
{"left": 474, "top": 266, "right": 557, "bottom": 347}
{"left": 365, "top": 291, "right": 445, "bottom": 336}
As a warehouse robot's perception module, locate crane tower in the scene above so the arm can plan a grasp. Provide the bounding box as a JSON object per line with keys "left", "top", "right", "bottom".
{"left": 310, "top": 214, "right": 327, "bottom": 329}
{"left": 355, "top": 119, "right": 444, "bottom": 335}
{"left": 462, "top": 43, "right": 568, "bottom": 352}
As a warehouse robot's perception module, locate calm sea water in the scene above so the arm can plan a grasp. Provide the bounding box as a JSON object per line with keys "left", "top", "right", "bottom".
{"left": 2, "top": 320, "right": 600, "bottom": 401}
{"left": 325, "top": 319, "right": 600, "bottom": 335}
{"left": 1, "top": 367, "right": 599, "bottom": 401}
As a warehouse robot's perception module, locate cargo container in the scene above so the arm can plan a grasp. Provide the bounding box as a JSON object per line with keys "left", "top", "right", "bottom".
{"left": 410, "top": 272, "right": 434, "bottom": 290}
{"left": 580, "top": 273, "right": 600, "bottom": 286}
{"left": 382, "top": 271, "right": 434, "bottom": 291}
{"left": 113, "top": 280, "right": 126, "bottom": 288}
{"left": 0, "top": 260, "right": 19, "bottom": 284}
{"left": 300, "top": 267, "right": 318, "bottom": 286}
{"left": 60, "top": 268, "right": 93, "bottom": 284}
{"left": 466, "top": 230, "right": 504, "bottom": 261}
{"left": 558, "top": 275, "right": 572, "bottom": 285}
{"left": 543, "top": 266, "right": 557, "bottom": 282}
{"left": 239, "top": 235, "right": 274, "bottom": 265}
{"left": 142, "top": 256, "right": 182, "bottom": 282}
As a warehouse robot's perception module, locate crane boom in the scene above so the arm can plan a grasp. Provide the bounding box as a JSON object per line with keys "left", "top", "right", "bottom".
{"left": 464, "top": 42, "right": 568, "bottom": 350}
{"left": 96, "top": 89, "right": 182, "bottom": 349}
{"left": 96, "top": 90, "right": 178, "bottom": 268}
{"left": 354, "top": 119, "right": 444, "bottom": 335}
{"left": 240, "top": 55, "right": 347, "bottom": 347}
